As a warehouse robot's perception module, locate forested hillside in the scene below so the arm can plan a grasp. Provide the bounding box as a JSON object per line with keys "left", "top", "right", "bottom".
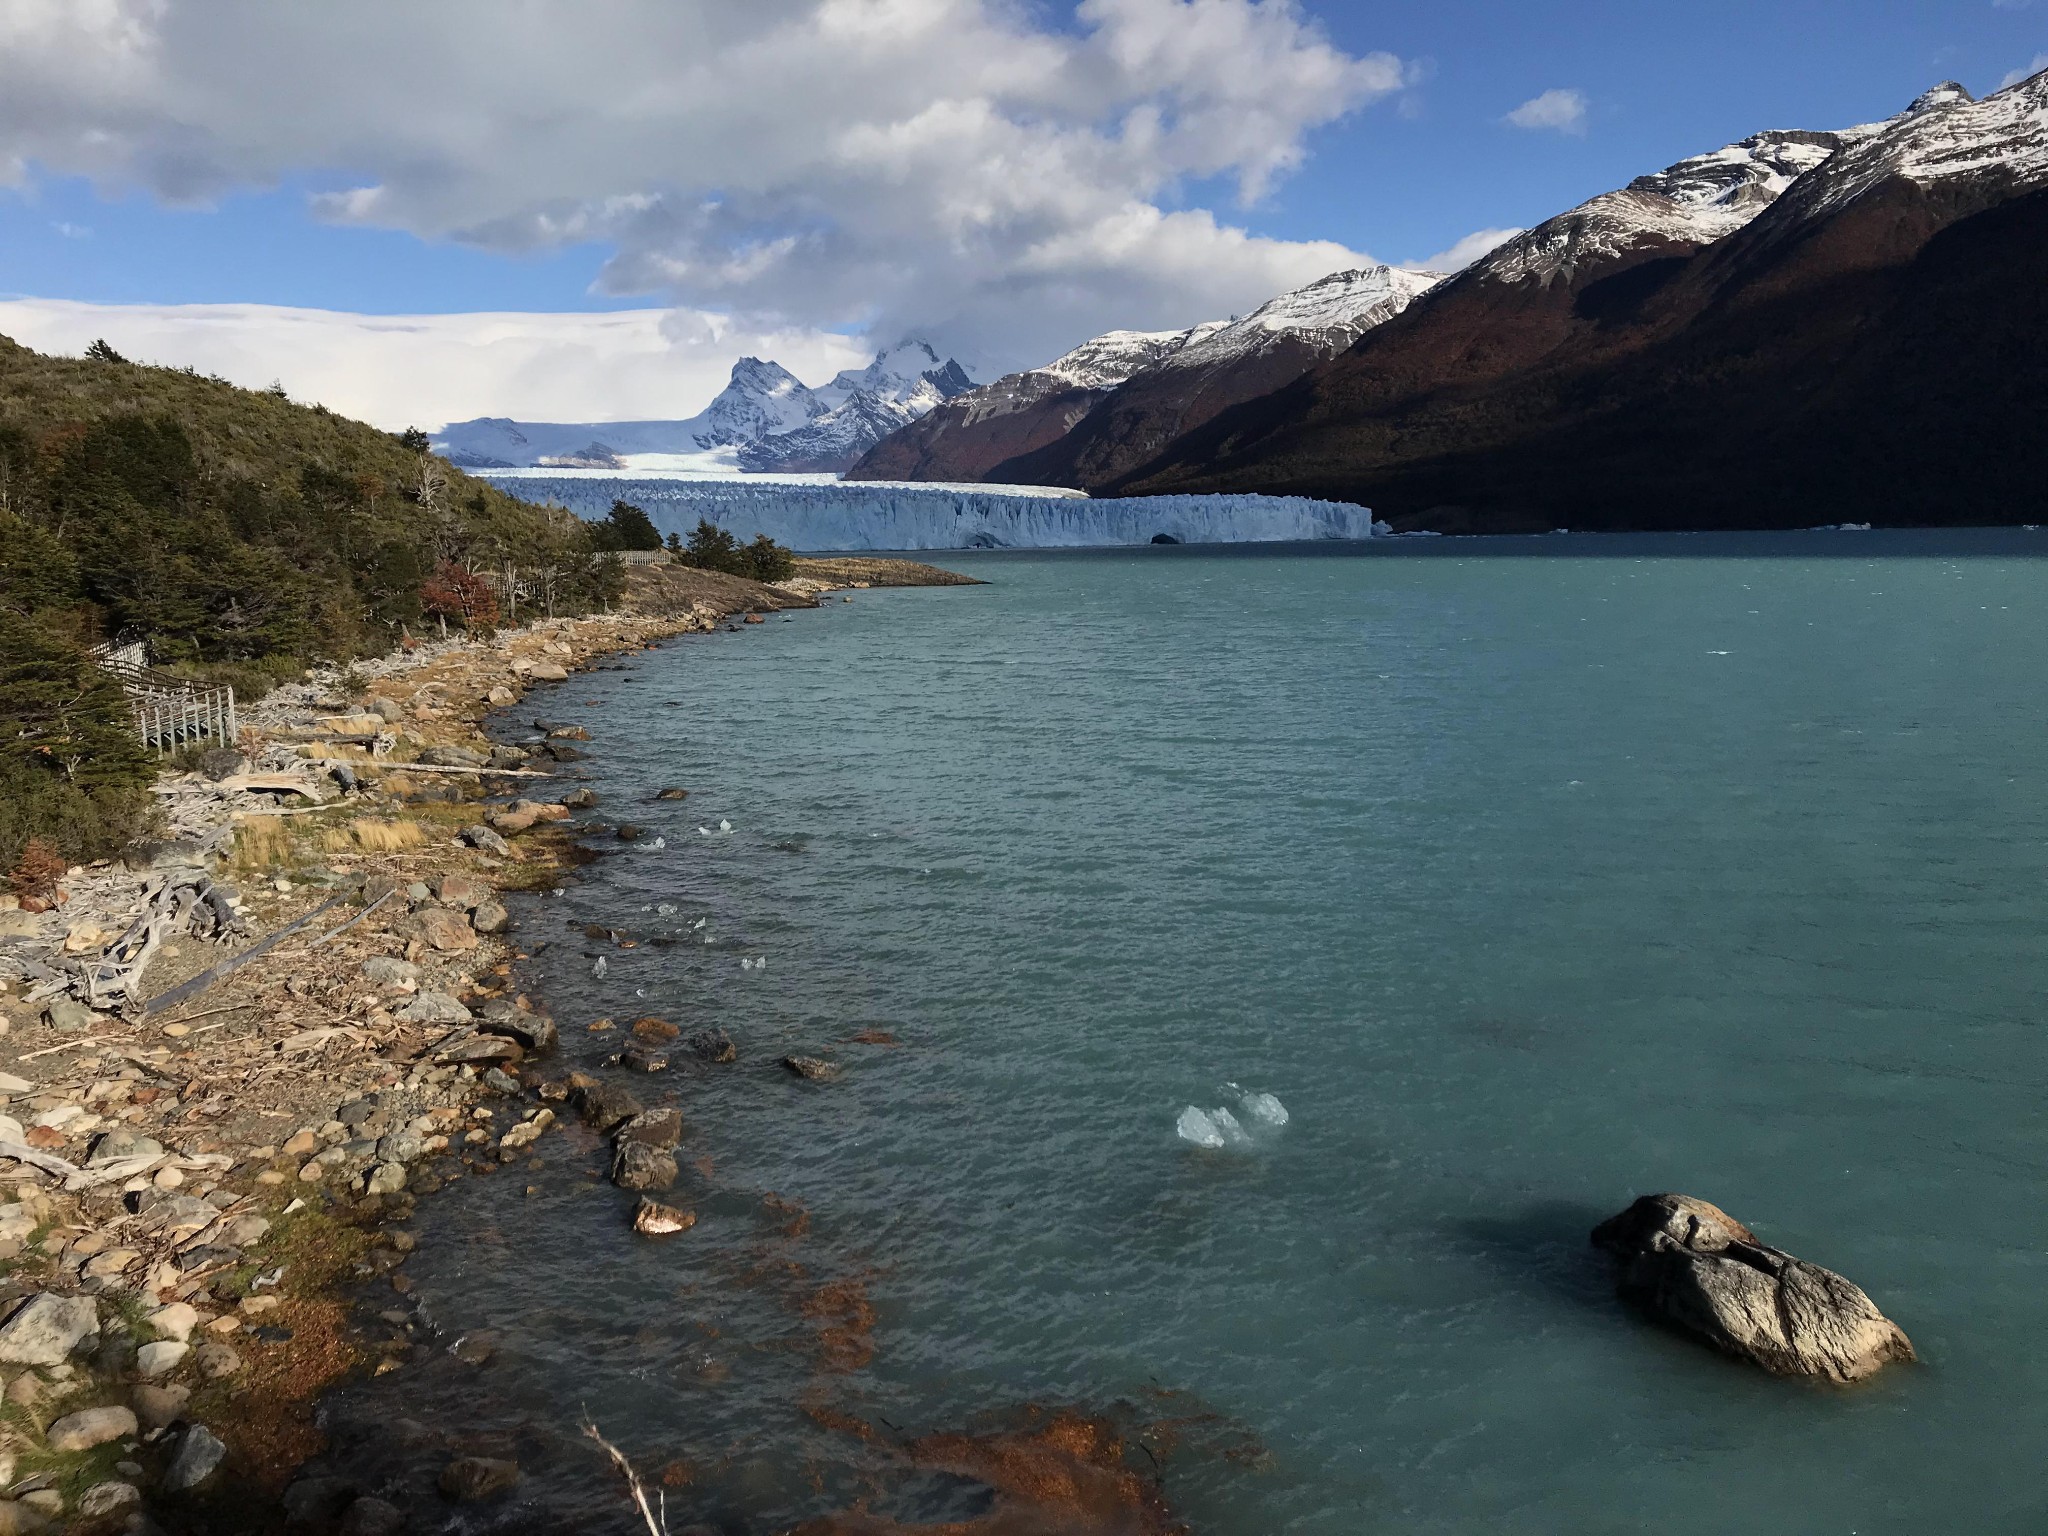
{"left": 0, "top": 334, "right": 624, "bottom": 873}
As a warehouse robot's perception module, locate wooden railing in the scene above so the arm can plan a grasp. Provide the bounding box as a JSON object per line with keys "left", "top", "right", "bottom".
{"left": 89, "top": 641, "right": 239, "bottom": 755}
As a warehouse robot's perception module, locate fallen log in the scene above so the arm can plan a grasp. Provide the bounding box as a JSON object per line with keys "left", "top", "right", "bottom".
{"left": 140, "top": 893, "right": 346, "bottom": 1018}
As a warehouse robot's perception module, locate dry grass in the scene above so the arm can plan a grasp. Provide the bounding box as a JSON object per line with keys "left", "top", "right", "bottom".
{"left": 322, "top": 817, "right": 429, "bottom": 854}
{"left": 230, "top": 817, "right": 297, "bottom": 871}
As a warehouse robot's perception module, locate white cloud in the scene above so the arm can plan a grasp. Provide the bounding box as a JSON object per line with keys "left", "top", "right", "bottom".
{"left": 0, "top": 0, "right": 1413, "bottom": 375}
{"left": 1403, "top": 226, "right": 1523, "bottom": 272}
{"left": 2002, "top": 52, "right": 2048, "bottom": 88}
{"left": 50, "top": 220, "right": 90, "bottom": 239}
{"left": 1505, "top": 88, "right": 1589, "bottom": 135}
{"left": 0, "top": 298, "right": 871, "bottom": 431}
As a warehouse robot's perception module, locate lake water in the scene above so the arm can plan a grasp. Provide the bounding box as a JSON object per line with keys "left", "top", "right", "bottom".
{"left": 323, "top": 531, "right": 2048, "bottom": 1533}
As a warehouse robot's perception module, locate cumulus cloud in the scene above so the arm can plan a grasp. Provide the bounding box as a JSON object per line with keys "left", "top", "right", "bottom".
{"left": 0, "top": 0, "right": 1412, "bottom": 374}
{"left": 0, "top": 299, "right": 871, "bottom": 431}
{"left": 1403, "top": 226, "right": 1523, "bottom": 272}
{"left": 1505, "top": 88, "right": 1589, "bottom": 135}
{"left": 2002, "top": 52, "right": 2048, "bottom": 88}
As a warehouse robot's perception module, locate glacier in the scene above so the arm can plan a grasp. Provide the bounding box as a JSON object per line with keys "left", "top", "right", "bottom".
{"left": 481, "top": 473, "right": 1382, "bottom": 550}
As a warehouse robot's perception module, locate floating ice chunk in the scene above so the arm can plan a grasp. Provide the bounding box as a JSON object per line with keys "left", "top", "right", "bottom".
{"left": 689, "top": 917, "right": 707, "bottom": 930}
{"left": 647, "top": 836, "right": 666, "bottom": 850}
{"left": 656, "top": 903, "right": 677, "bottom": 916}
{"left": 739, "top": 955, "right": 767, "bottom": 971}
{"left": 591, "top": 956, "right": 608, "bottom": 978}
{"left": 718, "top": 819, "right": 733, "bottom": 833}
{"left": 1236, "top": 1090, "right": 1289, "bottom": 1128}
{"left": 1175, "top": 1105, "right": 1251, "bottom": 1149}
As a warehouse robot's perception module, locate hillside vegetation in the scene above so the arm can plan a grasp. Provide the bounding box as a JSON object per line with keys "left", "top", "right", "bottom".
{"left": 0, "top": 334, "right": 625, "bottom": 873}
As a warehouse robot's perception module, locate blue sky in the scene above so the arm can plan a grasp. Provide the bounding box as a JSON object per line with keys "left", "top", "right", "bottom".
{"left": 0, "top": 1, "right": 2039, "bottom": 426}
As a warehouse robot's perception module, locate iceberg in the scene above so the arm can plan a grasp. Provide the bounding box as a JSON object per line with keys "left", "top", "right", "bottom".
{"left": 478, "top": 473, "right": 1380, "bottom": 551}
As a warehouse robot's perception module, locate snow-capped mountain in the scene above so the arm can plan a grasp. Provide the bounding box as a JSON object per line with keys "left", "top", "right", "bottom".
{"left": 692, "top": 356, "right": 826, "bottom": 448}
{"left": 851, "top": 267, "right": 1440, "bottom": 488}
{"left": 984, "top": 265, "right": 1442, "bottom": 490}
{"left": 845, "top": 323, "right": 1219, "bottom": 483}
{"left": 434, "top": 340, "right": 975, "bottom": 473}
{"left": 740, "top": 342, "right": 977, "bottom": 472}
{"left": 1126, "top": 71, "right": 2048, "bottom": 533}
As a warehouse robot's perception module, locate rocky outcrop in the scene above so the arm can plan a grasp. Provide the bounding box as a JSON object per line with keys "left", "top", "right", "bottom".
{"left": 1591, "top": 1194, "right": 1915, "bottom": 1382}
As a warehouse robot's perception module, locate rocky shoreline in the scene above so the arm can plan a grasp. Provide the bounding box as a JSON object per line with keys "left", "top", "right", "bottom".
{"left": 0, "top": 557, "right": 976, "bottom": 1534}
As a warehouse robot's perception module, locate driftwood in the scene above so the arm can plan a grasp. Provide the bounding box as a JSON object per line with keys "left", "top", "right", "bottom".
{"left": 74, "top": 871, "right": 252, "bottom": 1015}
{"left": 141, "top": 893, "right": 346, "bottom": 1018}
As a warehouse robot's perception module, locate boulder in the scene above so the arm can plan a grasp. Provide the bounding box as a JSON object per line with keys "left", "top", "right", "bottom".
{"left": 418, "top": 745, "right": 487, "bottom": 769}
{"left": 574, "top": 1082, "right": 643, "bottom": 1133}
{"left": 654, "top": 787, "right": 689, "bottom": 801}
{"left": 476, "top": 1004, "right": 555, "bottom": 1053}
{"left": 397, "top": 992, "right": 472, "bottom": 1027}
{"left": 634, "top": 1199, "right": 696, "bottom": 1236}
{"left": 339, "top": 1496, "right": 406, "bottom": 1536}
{"left": 360, "top": 957, "right": 419, "bottom": 987}
{"left": 471, "top": 900, "right": 511, "bottom": 936}
{"left": 0, "top": 1294, "right": 98, "bottom": 1366}
{"left": 281, "top": 1475, "right": 359, "bottom": 1527}
{"left": 192, "top": 1341, "right": 244, "bottom": 1379}
{"left": 461, "top": 824, "right": 515, "bottom": 858}
{"left": 44, "top": 1405, "right": 137, "bottom": 1452}
{"left": 630, "top": 1017, "right": 679, "bottom": 1042}
{"left": 43, "top": 999, "right": 96, "bottom": 1034}
{"left": 75, "top": 1483, "right": 139, "bottom": 1520}
{"left": 136, "top": 1340, "right": 190, "bottom": 1378}
{"left": 620, "top": 1046, "right": 668, "bottom": 1074}
{"left": 1590, "top": 1193, "right": 1916, "bottom": 1383}
{"left": 435, "top": 1034, "right": 522, "bottom": 1067}
{"left": 439, "top": 1456, "right": 520, "bottom": 1501}
{"left": 86, "top": 1128, "right": 163, "bottom": 1168}
{"left": 437, "top": 875, "right": 488, "bottom": 909}
{"left": 162, "top": 1423, "right": 228, "bottom": 1490}
{"left": 528, "top": 661, "right": 569, "bottom": 682}
{"left": 413, "top": 908, "right": 477, "bottom": 953}
{"left": 611, "top": 1143, "right": 678, "bottom": 1192}
{"left": 0, "top": 1502, "right": 48, "bottom": 1536}
{"left": 614, "top": 1108, "right": 682, "bottom": 1150}
{"left": 146, "top": 1302, "right": 199, "bottom": 1341}
{"left": 687, "top": 1028, "right": 737, "bottom": 1064}
{"left": 782, "top": 1055, "right": 841, "bottom": 1082}
{"left": 130, "top": 1383, "right": 192, "bottom": 1429}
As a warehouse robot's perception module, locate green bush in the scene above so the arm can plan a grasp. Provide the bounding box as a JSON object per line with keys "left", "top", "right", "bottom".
{"left": 674, "top": 518, "right": 795, "bottom": 582}
{"left": 0, "top": 611, "right": 154, "bottom": 871}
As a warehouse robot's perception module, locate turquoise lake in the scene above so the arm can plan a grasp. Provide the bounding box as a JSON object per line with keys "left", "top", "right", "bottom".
{"left": 329, "top": 531, "right": 2048, "bottom": 1533}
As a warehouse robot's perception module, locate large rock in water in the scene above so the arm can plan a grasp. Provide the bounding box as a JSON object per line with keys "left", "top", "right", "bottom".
{"left": 1591, "top": 1194, "right": 1915, "bottom": 1382}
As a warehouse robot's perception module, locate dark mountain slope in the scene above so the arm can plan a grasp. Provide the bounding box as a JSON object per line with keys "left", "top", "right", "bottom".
{"left": 1122, "top": 79, "right": 2048, "bottom": 529}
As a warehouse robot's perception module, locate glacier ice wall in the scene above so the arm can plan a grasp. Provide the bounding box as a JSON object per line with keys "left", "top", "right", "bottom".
{"left": 484, "top": 474, "right": 1380, "bottom": 550}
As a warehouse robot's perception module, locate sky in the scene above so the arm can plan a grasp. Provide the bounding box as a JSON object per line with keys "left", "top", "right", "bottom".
{"left": 0, "top": 0, "right": 2041, "bottom": 430}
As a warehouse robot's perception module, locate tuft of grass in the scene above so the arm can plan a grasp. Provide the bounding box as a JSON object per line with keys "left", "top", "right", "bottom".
{"left": 321, "top": 817, "right": 428, "bottom": 854}
{"left": 229, "top": 817, "right": 297, "bottom": 871}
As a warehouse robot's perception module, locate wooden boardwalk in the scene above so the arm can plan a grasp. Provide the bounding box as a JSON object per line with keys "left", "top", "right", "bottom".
{"left": 89, "top": 641, "right": 239, "bottom": 755}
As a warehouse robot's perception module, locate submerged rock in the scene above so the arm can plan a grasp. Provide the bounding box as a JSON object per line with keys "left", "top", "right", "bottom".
{"left": 688, "top": 1028, "right": 737, "bottom": 1064}
{"left": 1591, "top": 1193, "right": 1915, "bottom": 1382}
{"left": 439, "top": 1456, "right": 520, "bottom": 1501}
{"left": 782, "top": 1055, "right": 841, "bottom": 1082}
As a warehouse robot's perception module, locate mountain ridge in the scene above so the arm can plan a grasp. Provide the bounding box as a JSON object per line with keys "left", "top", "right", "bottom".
{"left": 434, "top": 338, "right": 976, "bottom": 474}
{"left": 1119, "top": 71, "right": 2048, "bottom": 530}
